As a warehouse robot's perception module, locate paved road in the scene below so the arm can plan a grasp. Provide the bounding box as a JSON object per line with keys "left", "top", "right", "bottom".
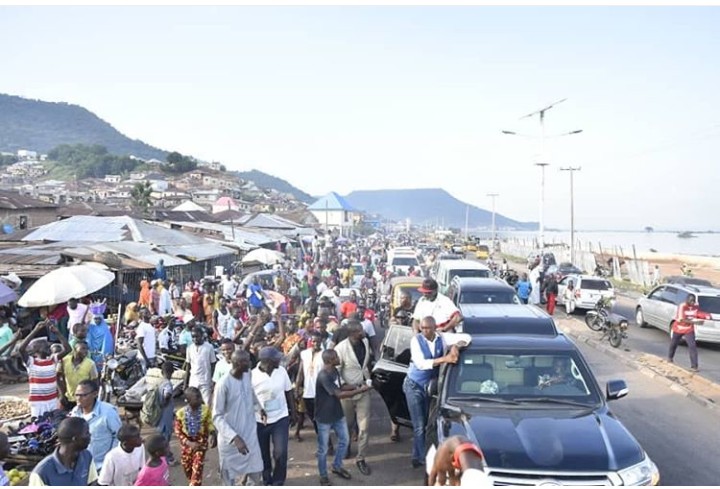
{"left": 580, "top": 339, "right": 720, "bottom": 486}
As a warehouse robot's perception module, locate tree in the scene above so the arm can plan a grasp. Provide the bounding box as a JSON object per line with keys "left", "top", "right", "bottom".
{"left": 166, "top": 151, "right": 183, "bottom": 165}
{"left": 131, "top": 181, "right": 153, "bottom": 214}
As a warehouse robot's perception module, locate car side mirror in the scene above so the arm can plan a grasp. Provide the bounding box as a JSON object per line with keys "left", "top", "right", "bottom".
{"left": 427, "top": 378, "right": 439, "bottom": 399}
{"left": 606, "top": 379, "right": 629, "bottom": 401}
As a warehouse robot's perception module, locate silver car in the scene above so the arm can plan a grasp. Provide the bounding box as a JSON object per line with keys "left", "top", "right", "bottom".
{"left": 635, "top": 284, "right": 720, "bottom": 344}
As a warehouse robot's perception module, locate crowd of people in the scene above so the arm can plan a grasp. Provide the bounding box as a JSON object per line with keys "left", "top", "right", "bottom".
{"left": 0, "top": 235, "right": 491, "bottom": 486}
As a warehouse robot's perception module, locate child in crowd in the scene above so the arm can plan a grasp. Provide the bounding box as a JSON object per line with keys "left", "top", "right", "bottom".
{"left": 134, "top": 433, "right": 170, "bottom": 486}
{"left": 99, "top": 423, "right": 145, "bottom": 486}
{"left": 174, "top": 387, "right": 216, "bottom": 486}
{"left": 158, "top": 362, "right": 177, "bottom": 465}
{"left": 69, "top": 322, "right": 88, "bottom": 349}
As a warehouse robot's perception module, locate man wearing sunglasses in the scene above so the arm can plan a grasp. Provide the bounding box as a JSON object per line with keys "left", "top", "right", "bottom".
{"left": 412, "top": 278, "right": 462, "bottom": 334}
{"left": 70, "top": 379, "right": 122, "bottom": 472}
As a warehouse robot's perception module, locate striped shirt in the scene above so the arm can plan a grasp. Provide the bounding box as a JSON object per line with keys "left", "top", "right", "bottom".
{"left": 27, "top": 357, "right": 58, "bottom": 403}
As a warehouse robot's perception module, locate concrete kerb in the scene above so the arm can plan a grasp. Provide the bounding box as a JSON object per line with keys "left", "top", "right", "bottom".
{"left": 555, "top": 318, "right": 720, "bottom": 413}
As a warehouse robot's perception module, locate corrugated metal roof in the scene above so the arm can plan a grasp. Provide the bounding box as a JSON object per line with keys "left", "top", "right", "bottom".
{"left": 308, "top": 192, "right": 356, "bottom": 211}
{"left": 22, "top": 215, "right": 209, "bottom": 246}
{"left": 162, "top": 243, "right": 236, "bottom": 262}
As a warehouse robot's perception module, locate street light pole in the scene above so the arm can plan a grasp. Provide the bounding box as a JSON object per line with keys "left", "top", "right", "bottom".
{"left": 535, "top": 163, "right": 549, "bottom": 248}
{"left": 560, "top": 166, "right": 581, "bottom": 264}
{"left": 487, "top": 193, "right": 499, "bottom": 246}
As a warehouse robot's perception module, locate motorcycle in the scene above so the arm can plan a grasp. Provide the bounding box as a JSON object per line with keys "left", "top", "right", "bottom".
{"left": 500, "top": 269, "right": 519, "bottom": 287}
{"left": 98, "top": 349, "right": 145, "bottom": 402}
{"left": 585, "top": 297, "right": 628, "bottom": 348}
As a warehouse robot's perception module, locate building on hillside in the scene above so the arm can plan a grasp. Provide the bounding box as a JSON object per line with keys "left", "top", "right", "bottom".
{"left": 173, "top": 200, "right": 208, "bottom": 213}
{"left": 308, "top": 192, "right": 359, "bottom": 237}
{"left": 104, "top": 175, "right": 122, "bottom": 184}
{"left": 17, "top": 150, "right": 37, "bottom": 160}
{"left": 213, "top": 196, "right": 240, "bottom": 214}
{"left": 0, "top": 190, "right": 58, "bottom": 231}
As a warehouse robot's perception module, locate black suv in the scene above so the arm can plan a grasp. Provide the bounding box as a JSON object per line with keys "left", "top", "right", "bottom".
{"left": 447, "top": 276, "right": 520, "bottom": 307}
{"left": 458, "top": 303, "right": 558, "bottom": 335}
{"left": 372, "top": 326, "right": 659, "bottom": 486}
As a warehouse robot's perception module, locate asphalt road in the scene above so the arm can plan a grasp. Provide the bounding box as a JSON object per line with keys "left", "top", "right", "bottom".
{"left": 580, "top": 339, "right": 720, "bottom": 486}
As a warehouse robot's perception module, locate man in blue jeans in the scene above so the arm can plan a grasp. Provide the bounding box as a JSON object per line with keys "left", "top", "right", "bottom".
{"left": 314, "top": 349, "right": 371, "bottom": 486}
{"left": 403, "top": 316, "right": 470, "bottom": 468}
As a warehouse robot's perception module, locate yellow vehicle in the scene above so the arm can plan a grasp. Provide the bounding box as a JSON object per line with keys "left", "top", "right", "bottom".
{"left": 464, "top": 241, "right": 478, "bottom": 253}
{"left": 475, "top": 244, "right": 490, "bottom": 260}
{"left": 386, "top": 276, "right": 425, "bottom": 319}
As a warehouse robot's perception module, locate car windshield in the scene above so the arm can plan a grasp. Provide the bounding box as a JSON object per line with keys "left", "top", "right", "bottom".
{"left": 450, "top": 269, "right": 490, "bottom": 279}
{"left": 459, "top": 291, "right": 519, "bottom": 304}
{"left": 582, "top": 279, "right": 612, "bottom": 291}
{"left": 392, "top": 257, "right": 419, "bottom": 267}
{"left": 698, "top": 296, "right": 720, "bottom": 314}
{"left": 396, "top": 285, "right": 423, "bottom": 305}
{"left": 446, "top": 351, "right": 601, "bottom": 405}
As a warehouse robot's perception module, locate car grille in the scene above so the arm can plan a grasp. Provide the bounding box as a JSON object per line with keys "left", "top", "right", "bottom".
{"left": 489, "top": 468, "right": 616, "bottom": 486}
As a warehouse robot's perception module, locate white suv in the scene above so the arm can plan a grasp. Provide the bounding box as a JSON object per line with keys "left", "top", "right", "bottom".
{"left": 557, "top": 274, "right": 615, "bottom": 311}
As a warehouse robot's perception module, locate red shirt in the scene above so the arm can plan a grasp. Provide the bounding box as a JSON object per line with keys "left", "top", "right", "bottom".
{"left": 340, "top": 301, "right": 358, "bottom": 319}
{"left": 674, "top": 302, "right": 698, "bottom": 334}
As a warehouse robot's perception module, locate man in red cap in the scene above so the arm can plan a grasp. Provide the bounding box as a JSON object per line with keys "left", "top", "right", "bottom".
{"left": 412, "top": 278, "right": 462, "bottom": 333}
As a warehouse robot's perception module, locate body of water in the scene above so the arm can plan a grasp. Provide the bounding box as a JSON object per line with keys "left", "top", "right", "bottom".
{"left": 485, "top": 230, "right": 720, "bottom": 257}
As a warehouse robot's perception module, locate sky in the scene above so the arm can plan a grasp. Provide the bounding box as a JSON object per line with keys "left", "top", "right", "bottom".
{"left": 1, "top": 6, "right": 719, "bottom": 231}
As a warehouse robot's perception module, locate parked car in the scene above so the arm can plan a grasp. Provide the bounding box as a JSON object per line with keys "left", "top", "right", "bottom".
{"left": 387, "top": 250, "right": 421, "bottom": 275}
{"left": 558, "top": 274, "right": 615, "bottom": 311}
{"left": 446, "top": 276, "right": 520, "bottom": 307}
{"left": 372, "top": 324, "right": 659, "bottom": 486}
{"left": 635, "top": 284, "right": 720, "bottom": 343}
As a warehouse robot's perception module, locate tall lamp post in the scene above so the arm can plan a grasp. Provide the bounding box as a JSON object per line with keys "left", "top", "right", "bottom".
{"left": 487, "top": 193, "right": 499, "bottom": 247}
{"left": 501, "top": 97, "right": 582, "bottom": 249}
{"left": 560, "top": 167, "right": 581, "bottom": 264}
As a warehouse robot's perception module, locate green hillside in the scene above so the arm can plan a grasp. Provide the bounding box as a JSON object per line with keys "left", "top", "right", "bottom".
{"left": 0, "top": 93, "right": 167, "bottom": 160}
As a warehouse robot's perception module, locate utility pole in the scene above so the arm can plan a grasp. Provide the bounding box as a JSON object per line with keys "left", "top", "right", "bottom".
{"left": 464, "top": 205, "right": 469, "bottom": 240}
{"left": 560, "top": 166, "right": 581, "bottom": 264}
{"left": 535, "top": 163, "right": 550, "bottom": 248}
{"left": 487, "top": 193, "right": 499, "bottom": 247}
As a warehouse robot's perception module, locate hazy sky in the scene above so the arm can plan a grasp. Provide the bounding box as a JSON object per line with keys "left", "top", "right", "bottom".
{"left": 1, "top": 6, "right": 719, "bottom": 231}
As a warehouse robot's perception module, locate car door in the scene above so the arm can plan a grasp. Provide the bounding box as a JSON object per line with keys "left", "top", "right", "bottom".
{"left": 641, "top": 286, "right": 665, "bottom": 328}
{"left": 660, "top": 287, "right": 685, "bottom": 333}
{"left": 557, "top": 276, "right": 570, "bottom": 301}
{"left": 371, "top": 324, "right": 413, "bottom": 427}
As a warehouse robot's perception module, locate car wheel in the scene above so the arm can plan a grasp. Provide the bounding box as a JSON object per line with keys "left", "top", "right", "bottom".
{"left": 635, "top": 308, "right": 648, "bottom": 328}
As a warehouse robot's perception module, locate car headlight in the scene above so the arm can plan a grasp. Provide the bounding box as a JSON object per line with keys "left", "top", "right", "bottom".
{"left": 106, "top": 358, "right": 119, "bottom": 370}
{"left": 618, "top": 457, "right": 660, "bottom": 486}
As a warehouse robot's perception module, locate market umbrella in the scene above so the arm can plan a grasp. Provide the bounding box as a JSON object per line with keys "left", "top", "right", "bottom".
{"left": 241, "top": 248, "right": 284, "bottom": 266}
{"left": 0, "top": 282, "right": 18, "bottom": 305}
{"left": 18, "top": 264, "right": 116, "bottom": 308}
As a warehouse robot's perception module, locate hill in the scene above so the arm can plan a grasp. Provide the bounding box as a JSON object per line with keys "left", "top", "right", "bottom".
{"left": 234, "top": 169, "right": 314, "bottom": 204}
{"left": 0, "top": 93, "right": 167, "bottom": 160}
{"left": 344, "top": 188, "right": 536, "bottom": 230}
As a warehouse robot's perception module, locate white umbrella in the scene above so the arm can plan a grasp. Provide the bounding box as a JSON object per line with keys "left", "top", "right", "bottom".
{"left": 18, "top": 265, "right": 116, "bottom": 308}
{"left": 241, "top": 248, "right": 284, "bottom": 265}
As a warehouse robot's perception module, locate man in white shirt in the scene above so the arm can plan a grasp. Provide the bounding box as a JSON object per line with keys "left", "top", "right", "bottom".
{"left": 66, "top": 298, "right": 89, "bottom": 342}
{"left": 222, "top": 274, "right": 240, "bottom": 301}
{"left": 404, "top": 316, "right": 470, "bottom": 469}
{"left": 185, "top": 326, "right": 216, "bottom": 405}
{"left": 135, "top": 310, "right": 157, "bottom": 369}
{"left": 412, "top": 278, "right": 462, "bottom": 333}
{"left": 251, "top": 347, "right": 296, "bottom": 486}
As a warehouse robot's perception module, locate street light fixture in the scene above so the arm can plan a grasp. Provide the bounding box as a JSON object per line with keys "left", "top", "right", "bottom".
{"left": 560, "top": 166, "right": 582, "bottom": 264}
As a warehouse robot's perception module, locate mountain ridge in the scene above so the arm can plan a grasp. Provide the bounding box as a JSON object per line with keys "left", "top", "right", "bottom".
{"left": 344, "top": 188, "right": 536, "bottom": 230}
